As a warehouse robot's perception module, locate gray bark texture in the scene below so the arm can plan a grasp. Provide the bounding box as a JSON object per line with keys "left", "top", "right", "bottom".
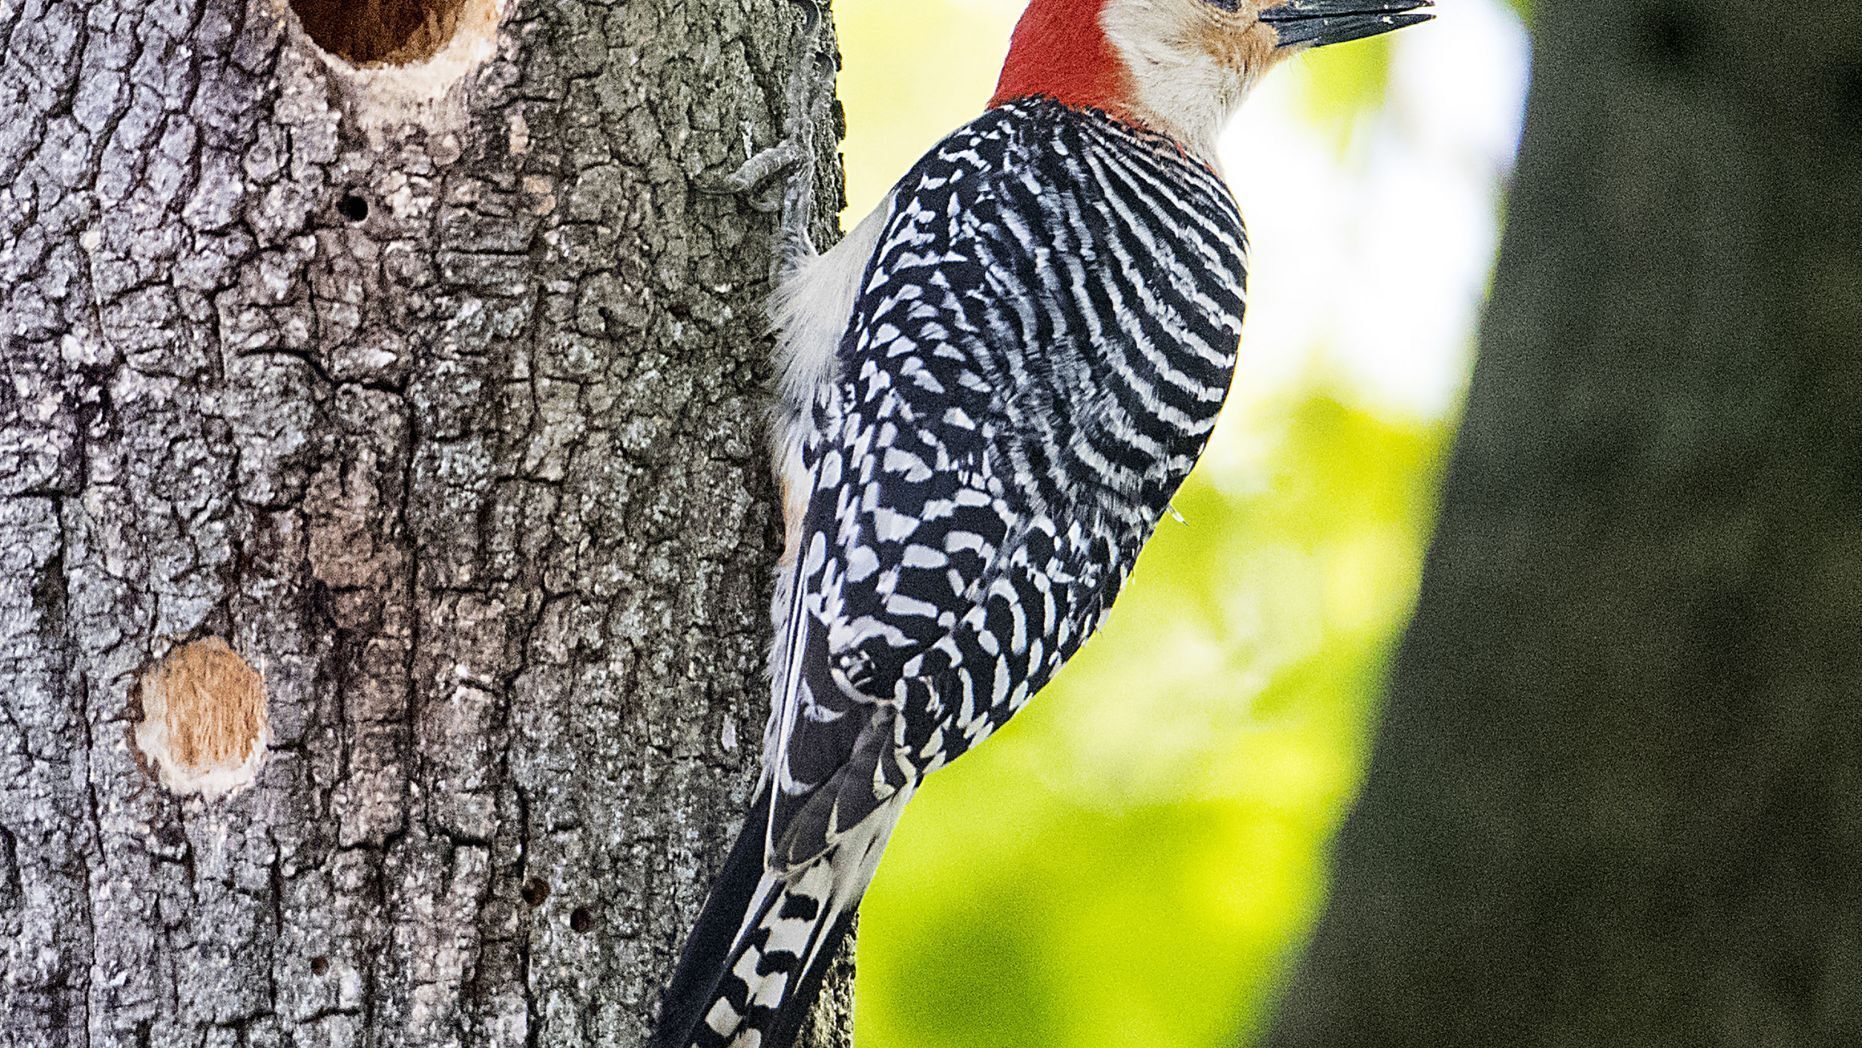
{"left": 0, "top": 0, "right": 850, "bottom": 1045}
{"left": 1261, "top": 0, "right": 1862, "bottom": 1045}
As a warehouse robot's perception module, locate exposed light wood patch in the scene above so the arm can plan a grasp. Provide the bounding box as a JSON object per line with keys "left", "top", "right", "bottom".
{"left": 134, "top": 639, "right": 270, "bottom": 800}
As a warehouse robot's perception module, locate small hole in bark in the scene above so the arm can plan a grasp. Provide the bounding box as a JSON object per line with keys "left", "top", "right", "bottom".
{"left": 520, "top": 878, "right": 551, "bottom": 907}
{"left": 336, "top": 194, "right": 370, "bottom": 223}
{"left": 569, "top": 906, "right": 595, "bottom": 933}
{"left": 289, "top": 0, "right": 470, "bottom": 66}
{"left": 310, "top": 956, "right": 330, "bottom": 976}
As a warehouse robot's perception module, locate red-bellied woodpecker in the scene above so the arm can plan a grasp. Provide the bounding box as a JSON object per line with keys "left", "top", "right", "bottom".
{"left": 655, "top": 2, "right": 1432, "bottom": 1045}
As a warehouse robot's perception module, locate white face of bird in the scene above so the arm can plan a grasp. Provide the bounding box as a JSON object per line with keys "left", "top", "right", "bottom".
{"left": 1099, "top": 0, "right": 1433, "bottom": 156}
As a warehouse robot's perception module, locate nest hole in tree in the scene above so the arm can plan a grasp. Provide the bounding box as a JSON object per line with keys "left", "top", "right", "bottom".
{"left": 310, "top": 956, "right": 330, "bottom": 976}
{"left": 570, "top": 906, "right": 595, "bottom": 934}
{"left": 290, "top": 0, "right": 469, "bottom": 66}
{"left": 336, "top": 194, "right": 370, "bottom": 222}
{"left": 520, "top": 878, "right": 550, "bottom": 907}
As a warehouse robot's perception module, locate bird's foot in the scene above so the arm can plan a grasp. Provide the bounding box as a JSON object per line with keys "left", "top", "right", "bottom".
{"left": 704, "top": 0, "right": 834, "bottom": 278}
{"left": 708, "top": 139, "right": 810, "bottom": 213}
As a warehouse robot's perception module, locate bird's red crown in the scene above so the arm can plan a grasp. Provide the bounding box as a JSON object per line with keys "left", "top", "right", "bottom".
{"left": 988, "top": 0, "right": 1136, "bottom": 118}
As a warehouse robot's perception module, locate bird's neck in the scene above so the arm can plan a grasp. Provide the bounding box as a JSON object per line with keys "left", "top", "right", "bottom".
{"left": 989, "top": 0, "right": 1242, "bottom": 165}
{"left": 989, "top": 0, "right": 1138, "bottom": 121}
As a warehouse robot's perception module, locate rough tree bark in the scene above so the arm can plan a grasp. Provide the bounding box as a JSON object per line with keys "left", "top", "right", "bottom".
{"left": 0, "top": 0, "right": 849, "bottom": 1045}
{"left": 1262, "top": 0, "right": 1862, "bottom": 1045}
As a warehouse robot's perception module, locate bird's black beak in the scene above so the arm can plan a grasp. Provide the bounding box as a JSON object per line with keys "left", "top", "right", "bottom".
{"left": 1259, "top": 0, "right": 1434, "bottom": 49}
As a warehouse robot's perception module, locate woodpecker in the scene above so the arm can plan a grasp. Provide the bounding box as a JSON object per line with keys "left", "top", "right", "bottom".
{"left": 655, "top": 1, "right": 1431, "bottom": 1045}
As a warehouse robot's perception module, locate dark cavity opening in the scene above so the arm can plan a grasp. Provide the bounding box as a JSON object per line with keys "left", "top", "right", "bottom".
{"left": 1633, "top": 3, "right": 1705, "bottom": 70}
{"left": 290, "top": 0, "right": 468, "bottom": 66}
{"left": 569, "top": 906, "right": 596, "bottom": 934}
{"left": 309, "top": 956, "right": 330, "bottom": 976}
{"left": 1837, "top": 63, "right": 1862, "bottom": 131}
{"left": 336, "top": 194, "right": 370, "bottom": 223}
{"left": 520, "top": 878, "right": 550, "bottom": 907}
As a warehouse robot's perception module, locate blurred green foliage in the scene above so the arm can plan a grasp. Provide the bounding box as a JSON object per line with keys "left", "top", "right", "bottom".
{"left": 1296, "top": 29, "right": 1393, "bottom": 148}
{"left": 832, "top": 3, "right": 1462, "bottom": 1045}
{"left": 857, "top": 392, "right": 1446, "bottom": 1048}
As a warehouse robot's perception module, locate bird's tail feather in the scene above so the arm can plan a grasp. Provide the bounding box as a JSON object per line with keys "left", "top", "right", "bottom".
{"left": 651, "top": 786, "right": 779, "bottom": 1048}
{"left": 651, "top": 787, "right": 905, "bottom": 1048}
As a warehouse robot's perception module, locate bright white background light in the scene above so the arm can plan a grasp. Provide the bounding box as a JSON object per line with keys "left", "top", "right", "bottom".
{"left": 1222, "top": 0, "right": 1531, "bottom": 420}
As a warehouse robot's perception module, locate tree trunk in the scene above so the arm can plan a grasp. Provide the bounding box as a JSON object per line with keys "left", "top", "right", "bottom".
{"left": 1260, "top": 1, "right": 1862, "bottom": 1045}
{"left": 0, "top": 0, "right": 848, "bottom": 1045}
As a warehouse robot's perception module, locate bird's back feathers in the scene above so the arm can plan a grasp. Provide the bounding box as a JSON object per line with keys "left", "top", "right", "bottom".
{"left": 656, "top": 97, "right": 1248, "bottom": 1048}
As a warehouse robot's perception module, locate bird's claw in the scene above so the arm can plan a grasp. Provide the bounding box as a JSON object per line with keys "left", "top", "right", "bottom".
{"left": 705, "top": 0, "right": 834, "bottom": 273}
{"left": 790, "top": 0, "right": 823, "bottom": 39}
{"left": 704, "top": 139, "right": 810, "bottom": 210}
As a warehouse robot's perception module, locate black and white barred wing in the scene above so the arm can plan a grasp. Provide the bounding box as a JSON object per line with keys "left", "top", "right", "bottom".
{"left": 651, "top": 100, "right": 1248, "bottom": 1048}
{"left": 766, "top": 101, "right": 1249, "bottom": 869}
